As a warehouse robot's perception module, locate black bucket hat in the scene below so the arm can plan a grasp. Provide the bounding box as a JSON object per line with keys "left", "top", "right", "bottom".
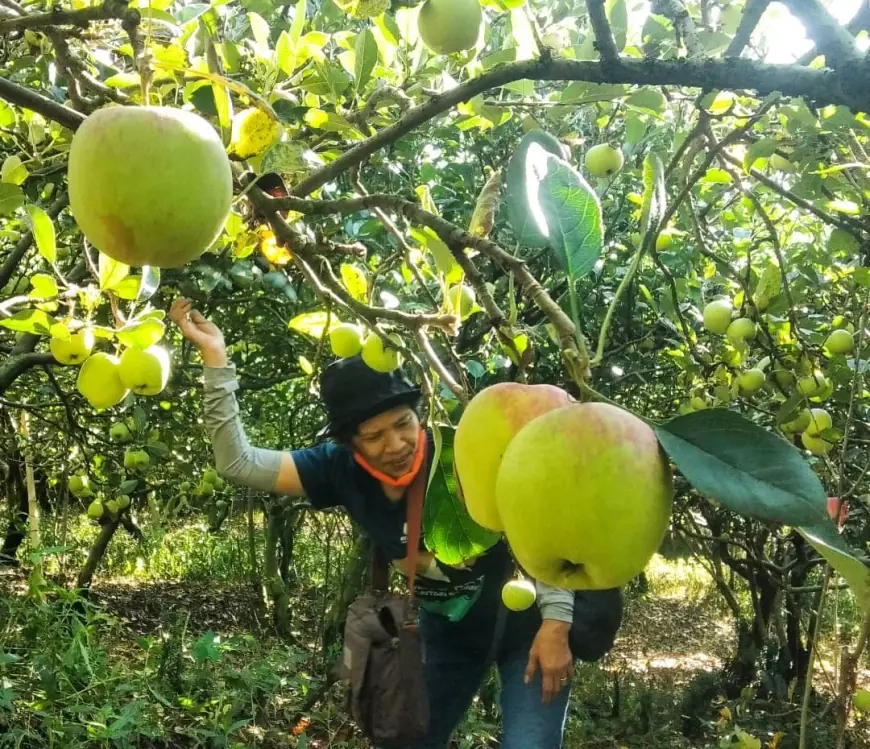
{"left": 318, "top": 356, "right": 422, "bottom": 439}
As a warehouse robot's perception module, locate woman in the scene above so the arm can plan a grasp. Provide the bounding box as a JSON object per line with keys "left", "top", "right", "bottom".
{"left": 170, "top": 297, "right": 576, "bottom": 749}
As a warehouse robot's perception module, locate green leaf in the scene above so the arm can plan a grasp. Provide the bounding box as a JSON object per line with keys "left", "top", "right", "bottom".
{"left": 796, "top": 523, "right": 870, "bottom": 612}
{"left": 518, "top": 145, "right": 603, "bottom": 279}
{"left": 28, "top": 273, "right": 58, "bottom": 299}
{"left": 640, "top": 153, "right": 666, "bottom": 237}
{"left": 505, "top": 129, "right": 567, "bottom": 248}
{"left": 354, "top": 28, "right": 378, "bottom": 91}
{"left": 606, "top": 0, "right": 627, "bottom": 51}
{"left": 98, "top": 252, "right": 130, "bottom": 290}
{"left": 395, "top": 6, "right": 420, "bottom": 46}
{"left": 0, "top": 184, "right": 23, "bottom": 216}
{"left": 116, "top": 318, "right": 166, "bottom": 349}
{"left": 626, "top": 89, "right": 666, "bottom": 114}
{"left": 410, "top": 226, "right": 462, "bottom": 282}
{"left": 510, "top": 7, "right": 538, "bottom": 61}
{"left": 276, "top": 0, "right": 307, "bottom": 75}
{"left": 288, "top": 310, "right": 339, "bottom": 339}
{"left": 744, "top": 138, "right": 778, "bottom": 173}
{"left": 248, "top": 12, "right": 272, "bottom": 59}
{"left": 1, "top": 155, "right": 28, "bottom": 185}
{"left": 340, "top": 263, "right": 368, "bottom": 302}
{"left": 24, "top": 205, "right": 55, "bottom": 263}
{"left": 0, "top": 308, "right": 56, "bottom": 335}
{"left": 654, "top": 409, "right": 829, "bottom": 526}
{"left": 422, "top": 426, "right": 500, "bottom": 565}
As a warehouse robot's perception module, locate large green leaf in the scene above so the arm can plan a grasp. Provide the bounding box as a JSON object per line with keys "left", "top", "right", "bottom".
{"left": 353, "top": 28, "right": 378, "bottom": 91}
{"left": 526, "top": 147, "right": 603, "bottom": 279}
{"left": 797, "top": 523, "right": 870, "bottom": 612}
{"left": 423, "top": 425, "right": 500, "bottom": 566}
{"left": 504, "top": 129, "right": 566, "bottom": 248}
{"left": 654, "top": 409, "right": 828, "bottom": 526}
{"left": 24, "top": 205, "right": 55, "bottom": 263}
{"left": 640, "top": 153, "right": 666, "bottom": 237}
{"left": 0, "top": 308, "right": 56, "bottom": 335}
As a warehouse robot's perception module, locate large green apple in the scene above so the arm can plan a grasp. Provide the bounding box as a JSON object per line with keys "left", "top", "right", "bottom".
{"left": 447, "top": 283, "right": 476, "bottom": 320}
{"left": 584, "top": 143, "right": 624, "bottom": 177}
{"left": 119, "top": 345, "right": 171, "bottom": 395}
{"left": 418, "top": 0, "right": 482, "bottom": 55}
{"left": 77, "top": 352, "right": 129, "bottom": 409}
{"left": 329, "top": 323, "right": 364, "bottom": 358}
{"left": 496, "top": 403, "right": 674, "bottom": 590}
{"left": 67, "top": 106, "right": 233, "bottom": 268}
{"left": 454, "top": 382, "right": 574, "bottom": 531}
{"left": 50, "top": 329, "right": 94, "bottom": 365}
{"left": 361, "top": 333, "right": 402, "bottom": 373}
{"left": 702, "top": 299, "right": 732, "bottom": 334}
{"left": 824, "top": 328, "right": 853, "bottom": 355}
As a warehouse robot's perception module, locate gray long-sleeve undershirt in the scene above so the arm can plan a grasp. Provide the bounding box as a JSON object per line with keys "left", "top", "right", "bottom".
{"left": 201, "top": 364, "right": 574, "bottom": 624}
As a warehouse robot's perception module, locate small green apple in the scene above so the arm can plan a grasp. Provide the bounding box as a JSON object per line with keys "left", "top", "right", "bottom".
{"left": 329, "top": 323, "right": 364, "bottom": 358}
{"left": 361, "top": 333, "right": 402, "bottom": 373}
{"left": 797, "top": 370, "right": 829, "bottom": 397}
{"left": 584, "top": 144, "right": 624, "bottom": 177}
{"left": 68, "top": 474, "right": 91, "bottom": 497}
{"left": 203, "top": 467, "right": 219, "bottom": 485}
{"left": 690, "top": 395, "right": 709, "bottom": 410}
{"left": 105, "top": 499, "right": 120, "bottom": 515}
{"left": 854, "top": 688, "right": 870, "bottom": 712}
{"left": 197, "top": 480, "right": 215, "bottom": 497}
{"left": 769, "top": 153, "right": 797, "bottom": 173}
{"left": 801, "top": 431, "right": 834, "bottom": 456}
{"left": 655, "top": 230, "right": 674, "bottom": 251}
{"left": 417, "top": 0, "right": 482, "bottom": 55}
{"left": 703, "top": 299, "right": 733, "bottom": 334}
{"left": 782, "top": 408, "right": 812, "bottom": 433}
{"left": 77, "top": 352, "right": 129, "bottom": 409}
{"left": 117, "top": 495, "right": 131, "bottom": 509}
{"left": 727, "top": 317, "right": 757, "bottom": 341}
{"left": 737, "top": 369, "right": 765, "bottom": 393}
{"left": 824, "top": 329, "right": 853, "bottom": 355}
{"left": 501, "top": 579, "right": 537, "bottom": 611}
{"left": 179, "top": 481, "right": 192, "bottom": 493}
{"left": 805, "top": 408, "right": 832, "bottom": 437}
{"left": 109, "top": 422, "right": 133, "bottom": 443}
{"left": 50, "top": 329, "right": 94, "bottom": 365}
{"left": 119, "top": 345, "right": 171, "bottom": 396}
{"left": 86, "top": 499, "right": 104, "bottom": 519}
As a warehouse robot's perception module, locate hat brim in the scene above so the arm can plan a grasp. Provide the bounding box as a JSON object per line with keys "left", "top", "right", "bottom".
{"left": 318, "top": 388, "right": 423, "bottom": 440}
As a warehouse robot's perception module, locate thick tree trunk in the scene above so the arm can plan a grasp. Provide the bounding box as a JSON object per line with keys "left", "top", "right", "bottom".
{"left": 76, "top": 515, "right": 121, "bottom": 594}
{"left": 1, "top": 453, "right": 27, "bottom": 567}
{"left": 264, "top": 500, "right": 293, "bottom": 637}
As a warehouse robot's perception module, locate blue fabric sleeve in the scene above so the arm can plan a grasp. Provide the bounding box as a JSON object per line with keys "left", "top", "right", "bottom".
{"left": 291, "top": 442, "right": 345, "bottom": 509}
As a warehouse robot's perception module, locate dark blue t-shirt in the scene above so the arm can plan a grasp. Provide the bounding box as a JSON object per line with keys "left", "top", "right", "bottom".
{"left": 291, "top": 433, "right": 510, "bottom": 621}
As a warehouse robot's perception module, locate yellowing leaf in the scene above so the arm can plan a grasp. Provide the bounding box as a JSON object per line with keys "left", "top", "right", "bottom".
{"left": 299, "top": 355, "right": 314, "bottom": 375}
{"left": 288, "top": 310, "right": 340, "bottom": 339}
{"left": 24, "top": 205, "right": 56, "bottom": 264}
{"left": 340, "top": 263, "right": 368, "bottom": 301}
{"left": 259, "top": 227, "right": 293, "bottom": 265}
{"left": 98, "top": 252, "right": 130, "bottom": 290}
{"left": 229, "top": 108, "right": 281, "bottom": 159}
{"left": 468, "top": 169, "right": 502, "bottom": 237}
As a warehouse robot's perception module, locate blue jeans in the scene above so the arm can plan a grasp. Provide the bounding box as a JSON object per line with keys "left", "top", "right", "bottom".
{"left": 395, "top": 574, "right": 571, "bottom": 748}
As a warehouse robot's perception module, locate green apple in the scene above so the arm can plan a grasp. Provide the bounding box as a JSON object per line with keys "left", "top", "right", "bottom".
{"left": 501, "top": 579, "right": 537, "bottom": 611}
{"left": 361, "top": 333, "right": 402, "bottom": 373}
{"left": 805, "top": 408, "right": 832, "bottom": 437}
{"left": 68, "top": 474, "right": 91, "bottom": 497}
{"left": 124, "top": 449, "right": 150, "bottom": 472}
{"left": 117, "top": 495, "right": 131, "bottom": 509}
{"left": 50, "top": 329, "right": 94, "bottom": 365}
{"left": 447, "top": 284, "right": 476, "bottom": 320}
{"left": 690, "top": 395, "right": 709, "bottom": 410}
{"left": 203, "top": 467, "right": 219, "bottom": 485}
{"left": 417, "top": 0, "right": 482, "bottom": 55}
{"left": 585, "top": 144, "right": 624, "bottom": 177}
{"left": 736, "top": 368, "right": 765, "bottom": 393}
{"left": 109, "top": 422, "right": 133, "bottom": 443}
{"left": 454, "top": 382, "right": 574, "bottom": 531}
{"left": 87, "top": 499, "right": 104, "bottom": 519}
{"left": 329, "top": 323, "right": 364, "bottom": 358}
{"left": 854, "top": 688, "right": 870, "bottom": 712}
{"left": 703, "top": 299, "right": 733, "bottom": 334}
{"left": 197, "top": 480, "right": 215, "bottom": 497}
{"left": 824, "top": 329, "right": 853, "bottom": 355}
{"left": 77, "top": 352, "right": 129, "bottom": 409}
{"left": 496, "top": 403, "right": 674, "bottom": 590}
{"left": 105, "top": 499, "right": 120, "bottom": 516}
{"left": 655, "top": 230, "right": 674, "bottom": 251}
{"left": 801, "top": 431, "right": 834, "bottom": 456}
{"left": 727, "top": 317, "right": 757, "bottom": 341}
{"left": 782, "top": 408, "right": 812, "bottom": 433}
{"left": 797, "top": 370, "right": 829, "bottom": 397}
{"left": 119, "top": 345, "right": 171, "bottom": 396}
{"left": 179, "top": 481, "right": 192, "bottom": 493}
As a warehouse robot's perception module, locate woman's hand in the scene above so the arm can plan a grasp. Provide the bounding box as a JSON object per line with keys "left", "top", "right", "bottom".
{"left": 169, "top": 297, "right": 228, "bottom": 367}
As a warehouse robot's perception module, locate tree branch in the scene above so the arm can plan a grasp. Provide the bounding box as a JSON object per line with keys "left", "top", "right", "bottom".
{"left": 0, "top": 0, "right": 135, "bottom": 32}
{"left": 0, "top": 353, "right": 55, "bottom": 396}
{"left": 726, "top": 0, "right": 772, "bottom": 57}
{"left": 585, "top": 0, "right": 619, "bottom": 62}
{"left": 0, "top": 76, "right": 85, "bottom": 131}
{"left": 290, "top": 56, "right": 862, "bottom": 197}
{"left": 785, "top": 0, "right": 863, "bottom": 70}
{"left": 652, "top": 0, "right": 703, "bottom": 57}
{"left": 0, "top": 193, "right": 70, "bottom": 291}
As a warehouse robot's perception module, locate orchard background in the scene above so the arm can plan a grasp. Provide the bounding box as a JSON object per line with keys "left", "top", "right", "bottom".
{"left": 1, "top": 0, "right": 870, "bottom": 747}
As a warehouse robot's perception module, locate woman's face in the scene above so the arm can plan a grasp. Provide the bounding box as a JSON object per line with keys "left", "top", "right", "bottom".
{"left": 352, "top": 405, "right": 420, "bottom": 478}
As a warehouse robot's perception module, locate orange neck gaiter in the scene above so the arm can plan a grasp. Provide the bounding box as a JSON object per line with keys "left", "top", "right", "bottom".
{"left": 354, "top": 428, "right": 427, "bottom": 489}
